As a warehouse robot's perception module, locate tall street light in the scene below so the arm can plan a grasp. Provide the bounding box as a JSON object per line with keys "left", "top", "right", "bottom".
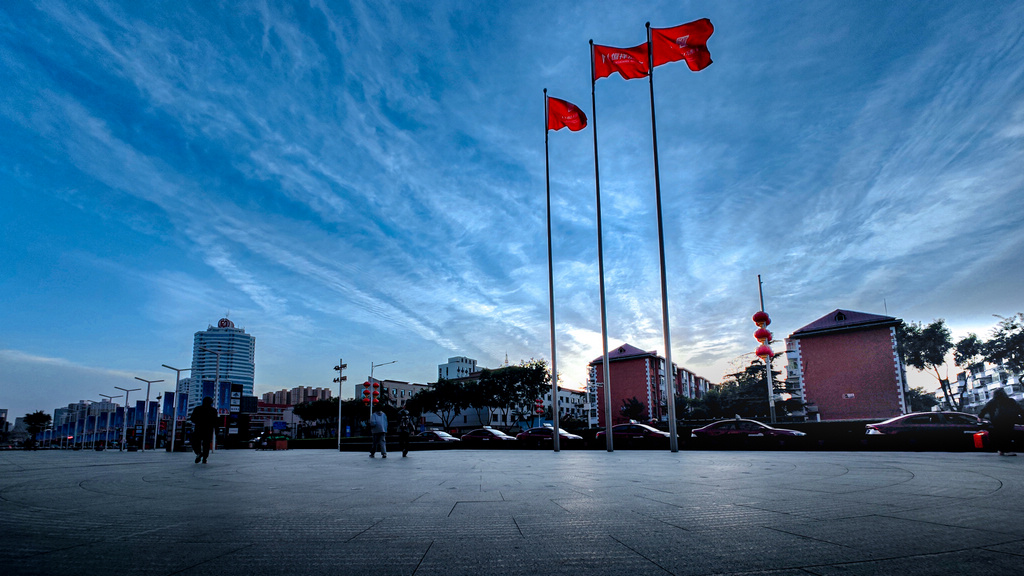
{"left": 368, "top": 360, "right": 397, "bottom": 421}
{"left": 99, "top": 394, "right": 121, "bottom": 450}
{"left": 134, "top": 377, "right": 164, "bottom": 452}
{"left": 333, "top": 360, "right": 347, "bottom": 450}
{"left": 162, "top": 364, "right": 191, "bottom": 453}
{"left": 114, "top": 386, "right": 141, "bottom": 451}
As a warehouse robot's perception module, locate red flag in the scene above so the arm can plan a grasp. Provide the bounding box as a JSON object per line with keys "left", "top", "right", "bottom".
{"left": 592, "top": 42, "right": 649, "bottom": 81}
{"left": 547, "top": 96, "right": 587, "bottom": 132}
{"left": 651, "top": 18, "right": 714, "bottom": 71}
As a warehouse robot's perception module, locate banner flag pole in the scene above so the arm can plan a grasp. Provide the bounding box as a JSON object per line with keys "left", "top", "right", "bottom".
{"left": 646, "top": 23, "right": 679, "bottom": 452}
{"left": 544, "top": 89, "right": 561, "bottom": 452}
{"left": 590, "top": 40, "right": 614, "bottom": 452}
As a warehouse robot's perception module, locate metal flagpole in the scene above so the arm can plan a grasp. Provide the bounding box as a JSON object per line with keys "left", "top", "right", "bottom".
{"left": 544, "top": 89, "right": 561, "bottom": 452}
{"left": 646, "top": 23, "right": 679, "bottom": 452}
{"left": 590, "top": 40, "right": 614, "bottom": 452}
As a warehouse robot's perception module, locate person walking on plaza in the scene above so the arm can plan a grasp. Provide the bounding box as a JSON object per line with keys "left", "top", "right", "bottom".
{"left": 369, "top": 405, "right": 388, "bottom": 458}
{"left": 979, "top": 388, "right": 1024, "bottom": 456}
{"left": 189, "top": 396, "right": 219, "bottom": 464}
{"left": 398, "top": 408, "right": 415, "bottom": 457}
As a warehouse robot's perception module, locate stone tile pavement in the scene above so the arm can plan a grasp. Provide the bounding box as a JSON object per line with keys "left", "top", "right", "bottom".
{"left": 1, "top": 448, "right": 1022, "bottom": 575}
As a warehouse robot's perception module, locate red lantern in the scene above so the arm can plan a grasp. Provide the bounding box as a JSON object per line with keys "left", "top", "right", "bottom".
{"left": 755, "top": 344, "right": 773, "bottom": 359}
{"left": 362, "top": 389, "right": 370, "bottom": 397}
{"left": 372, "top": 381, "right": 380, "bottom": 389}
{"left": 372, "top": 398, "right": 379, "bottom": 404}
{"left": 752, "top": 311, "right": 771, "bottom": 327}
{"left": 754, "top": 327, "right": 773, "bottom": 343}
{"left": 372, "top": 390, "right": 380, "bottom": 397}
{"left": 362, "top": 397, "right": 370, "bottom": 405}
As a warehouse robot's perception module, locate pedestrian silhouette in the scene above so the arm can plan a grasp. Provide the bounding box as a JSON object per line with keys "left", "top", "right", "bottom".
{"left": 398, "top": 409, "right": 415, "bottom": 457}
{"left": 369, "top": 405, "right": 388, "bottom": 458}
{"left": 189, "top": 396, "right": 219, "bottom": 464}
{"left": 979, "top": 389, "right": 1024, "bottom": 456}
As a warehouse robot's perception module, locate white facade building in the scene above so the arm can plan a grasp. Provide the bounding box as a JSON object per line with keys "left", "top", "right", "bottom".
{"left": 438, "top": 356, "right": 478, "bottom": 380}
{"left": 944, "top": 363, "right": 1023, "bottom": 412}
{"left": 189, "top": 318, "right": 256, "bottom": 413}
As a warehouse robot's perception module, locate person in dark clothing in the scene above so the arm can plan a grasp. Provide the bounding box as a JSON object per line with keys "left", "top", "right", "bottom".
{"left": 398, "top": 409, "right": 415, "bottom": 457}
{"left": 979, "top": 388, "right": 1024, "bottom": 456}
{"left": 189, "top": 396, "right": 219, "bottom": 464}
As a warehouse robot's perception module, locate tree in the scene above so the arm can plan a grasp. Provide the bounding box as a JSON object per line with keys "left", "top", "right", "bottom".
{"left": 620, "top": 397, "right": 646, "bottom": 421}
{"left": 23, "top": 411, "right": 51, "bottom": 437}
{"left": 476, "top": 360, "right": 549, "bottom": 430}
{"left": 984, "top": 313, "right": 1024, "bottom": 374}
{"left": 408, "top": 379, "right": 469, "bottom": 430}
{"left": 906, "top": 386, "right": 939, "bottom": 413}
{"left": 953, "top": 333, "right": 985, "bottom": 369}
{"left": 683, "top": 356, "right": 788, "bottom": 420}
{"left": 899, "top": 320, "right": 958, "bottom": 409}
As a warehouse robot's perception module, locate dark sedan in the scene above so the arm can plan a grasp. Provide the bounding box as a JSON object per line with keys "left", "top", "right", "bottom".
{"left": 459, "top": 428, "right": 517, "bottom": 444}
{"left": 515, "top": 426, "right": 583, "bottom": 447}
{"left": 865, "top": 411, "right": 988, "bottom": 450}
{"left": 594, "top": 423, "right": 671, "bottom": 448}
{"left": 690, "top": 419, "right": 806, "bottom": 448}
{"left": 416, "top": 430, "right": 460, "bottom": 442}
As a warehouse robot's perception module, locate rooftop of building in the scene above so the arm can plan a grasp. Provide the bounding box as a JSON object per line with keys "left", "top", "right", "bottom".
{"left": 790, "top": 309, "right": 901, "bottom": 338}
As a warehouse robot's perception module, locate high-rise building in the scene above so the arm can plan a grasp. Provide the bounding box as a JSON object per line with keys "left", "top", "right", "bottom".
{"left": 190, "top": 318, "right": 256, "bottom": 413}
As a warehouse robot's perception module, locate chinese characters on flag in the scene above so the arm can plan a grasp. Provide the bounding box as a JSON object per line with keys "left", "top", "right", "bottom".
{"left": 547, "top": 96, "right": 588, "bottom": 131}
{"left": 592, "top": 42, "right": 649, "bottom": 81}
{"left": 651, "top": 18, "right": 714, "bottom": 71}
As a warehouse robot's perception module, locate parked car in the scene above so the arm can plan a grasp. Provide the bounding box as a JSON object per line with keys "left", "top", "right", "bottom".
{"left": 690, "top": 418, "right": 806, "bottom": 448}
{"left": 515, "top": 426, "right": 583, "bottom": 447}
{"left": 459, "top": 428, "right": 517, "bottom": 444}
{"left": 417, "top": 430, "right": 460, "bottom": 442}
{"left": 594, "top": 422, "right": 671, "bottom": 448}
{"left": 865, "top": 411, "right": 988, "bottom": 449}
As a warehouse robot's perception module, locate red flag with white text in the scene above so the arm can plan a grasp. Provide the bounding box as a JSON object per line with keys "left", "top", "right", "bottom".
{"left": 651, "top": 18, "right": 714, "bottom": 71}
{"left": 592, "top": 42, "right": 649, "bottom": 81}
{"left": 547, "top": 96, "right": 588, "bottom": 131}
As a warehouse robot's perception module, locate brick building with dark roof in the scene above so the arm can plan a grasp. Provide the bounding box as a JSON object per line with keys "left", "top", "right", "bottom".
{"left": 785, "top": 309, "right": 908, "bottom": 421}
{"left": 588, "top": 344, "right": 711, "bottom": 427}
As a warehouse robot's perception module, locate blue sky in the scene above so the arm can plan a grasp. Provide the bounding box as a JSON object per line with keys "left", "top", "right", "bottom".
{"left": 2, "top": 1, "right": 1022, "bottom": 420}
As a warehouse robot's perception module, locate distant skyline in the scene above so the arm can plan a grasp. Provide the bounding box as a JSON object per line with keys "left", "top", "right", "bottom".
{"left": 2, "top": 1, "right": 1022, "bottom": 421}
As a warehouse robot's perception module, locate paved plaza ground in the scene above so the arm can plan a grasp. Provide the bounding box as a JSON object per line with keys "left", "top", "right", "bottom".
{"left": 1, "top": 447, "right": 1022, "bottom": 575}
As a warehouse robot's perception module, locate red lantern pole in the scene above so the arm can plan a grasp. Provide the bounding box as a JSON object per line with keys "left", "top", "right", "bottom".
{"left": 755, "top": 275, "right": 777, "bottom": 424}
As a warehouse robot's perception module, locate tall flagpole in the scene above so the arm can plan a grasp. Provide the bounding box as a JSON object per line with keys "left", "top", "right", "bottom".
{"left": 544, "top": 89, "right": 561, "bottom": 453}
{"left": 646, "top": 23, "right": 679, "bottom": 451}
{"left": 590, "top": 40, "right": 614, "bottom": 452}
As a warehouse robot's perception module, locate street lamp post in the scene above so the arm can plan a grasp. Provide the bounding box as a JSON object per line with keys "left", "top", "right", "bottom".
{"left": 99, "top": 394, "right": 121, "bottom": 450}
{"left": 134, "top": 377, "right": 164, "bottom": 452}
{"left": 333, "top": 360, "right": 347, "bottom": 450}
{"left": 114, "top": 386, "right": 141, "bottom": 451}
{"left": 154, "top": 393, "right": 162, "bottom": 449}
{"left": 161, "top": 365, "right": 191, "bottom": 453}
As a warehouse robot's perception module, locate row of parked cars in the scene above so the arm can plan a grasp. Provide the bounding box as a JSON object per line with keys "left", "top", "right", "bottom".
{"left": 422, "top": 411, "right": 1008, "bottom": 451}
{"left": 417, "top": 426, "right": 584, "bottom": 446}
